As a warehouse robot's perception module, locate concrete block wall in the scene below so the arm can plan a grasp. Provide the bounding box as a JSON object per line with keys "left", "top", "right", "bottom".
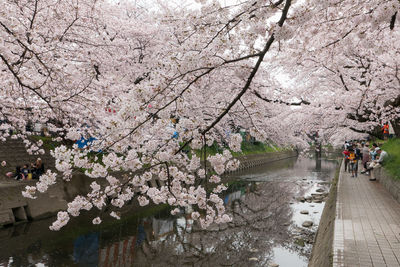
{"left": 0, "top": 182, "right": 68, "bottom": 226}
{"left": 225, "top": 150, "right": 298, "bottom": 173}
{"left": 134, "top": 151, "right": 298, "bottom": 193}
{"left": 376, "top": 168, "right": 400, "bottom": 204}
{"left": 0, "top": 138, "right": 55, "bottom": 177}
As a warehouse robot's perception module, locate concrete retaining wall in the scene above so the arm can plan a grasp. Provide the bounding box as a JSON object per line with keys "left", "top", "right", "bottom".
{"left": 225, "top": 150, "right": 298, "bottom": 174}
{"left": 0, "top": 183, "right": 68, "bottom": 226}
{"left": 376, "top": 168, "right": 400, "bottom": 203}
{"left": 309, "top": 159, "right": 341, "bottom": 267}
{"left": 0, "top": 173, "right": 93, "bottom": 226}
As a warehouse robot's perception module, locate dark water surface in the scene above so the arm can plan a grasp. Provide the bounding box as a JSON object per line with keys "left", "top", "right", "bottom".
{"left": 0, "top": 155, "right": 339, "bottom": 267}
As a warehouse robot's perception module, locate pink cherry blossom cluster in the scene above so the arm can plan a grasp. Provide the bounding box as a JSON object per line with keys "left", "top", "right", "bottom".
{"left": 49, "top": 211, "right": 70, "bottom": 231}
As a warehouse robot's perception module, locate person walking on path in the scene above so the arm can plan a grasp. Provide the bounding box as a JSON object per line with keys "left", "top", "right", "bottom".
{"left": 353, "top": 143, "right": 361, "bottom": 176}
{"left": 343, "top": 146, "right": 350, "bottom": 172}
{"left": 361, "top": 142, "right": 370, "bottom": 173}
{"left": 348, "top": 148, "right": 358, "bottom": 177}
{"left": 344, "top": 140, "right": 350, "bottom": 150}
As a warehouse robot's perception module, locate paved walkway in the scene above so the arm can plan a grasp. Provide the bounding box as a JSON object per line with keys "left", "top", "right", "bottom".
{"left": 333, "top": 164, "right": 400, "bottom": 266}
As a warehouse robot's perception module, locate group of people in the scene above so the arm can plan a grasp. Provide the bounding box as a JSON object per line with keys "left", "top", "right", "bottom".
{"left": 5, "top": 158, "right": 45, "bottom": 181}
{"left": 343, "top": 141, "right": 388, "bottom": 181}
{"left": 342, "top": 141, "right": 361, "bottom": 177}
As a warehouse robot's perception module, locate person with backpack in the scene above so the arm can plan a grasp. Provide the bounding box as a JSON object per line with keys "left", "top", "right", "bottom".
{"left": 348, "top": 148, "right": 358, "bottom": 177}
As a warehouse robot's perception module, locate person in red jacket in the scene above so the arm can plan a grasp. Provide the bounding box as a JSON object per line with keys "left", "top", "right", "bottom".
{"left": 343, "top": 147, "right": 350, "bottom": 172}
{"left": 382, "top": 122, "right": 389, "bottom": 140}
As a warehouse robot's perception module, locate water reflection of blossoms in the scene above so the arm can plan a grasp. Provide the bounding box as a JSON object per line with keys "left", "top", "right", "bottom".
{"left": 133, "top": 182, "right": 294, "bottom": 266}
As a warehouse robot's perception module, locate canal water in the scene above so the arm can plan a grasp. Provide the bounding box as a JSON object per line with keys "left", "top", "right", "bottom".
{"left": 0, "top": 155, "right": 339, "bottom": 267}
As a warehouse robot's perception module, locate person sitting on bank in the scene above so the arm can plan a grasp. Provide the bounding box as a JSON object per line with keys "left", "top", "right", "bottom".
{"left": 369, "top": 143, "right": 378, "bottom": 161}
{"left": 5, "top": 166, "right": 25, "bottom": 180}
{"left": 363, "top": 147, "right": 388, "bottom": 181}
{"left": 21, "top": 164, "right": 30, "bottom": 177}
{"left": 31, "top": 158, "right": 44, "bottom": 179}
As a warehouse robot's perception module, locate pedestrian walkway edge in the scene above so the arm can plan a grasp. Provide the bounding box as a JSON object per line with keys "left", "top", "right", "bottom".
{"left": 332, "top": 160, "right": 345, "bottom": 266}
{"left": 309, "top": 158, "right": 341, "bottom": 267}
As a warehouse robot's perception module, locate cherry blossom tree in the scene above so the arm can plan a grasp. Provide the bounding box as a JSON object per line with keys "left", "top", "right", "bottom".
{"left": 266, "top": 0, "right": 400, "bottom": 143}
{"left": 1, "top": 0, "right": 297, "bottom": 230}
{"left": 0, "top": 0, "right": 398, "bottom": 229}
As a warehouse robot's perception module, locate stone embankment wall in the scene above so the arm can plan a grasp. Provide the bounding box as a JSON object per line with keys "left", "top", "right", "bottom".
{"left": 376, "top": 168, "right": 400, "bottom": 203}
{"left": 0, "top": 138, "right": 60, "bottom": 226}
{"left": 225, "top": 150, "right": 298, "bottom": 173}
{"left": 0, "top": 173, "right": 93, "bottom": 227}
{"left": 0, "top": 138, "right": 55, "bottom": 177}
{"left": 0, "top": 183, "right": 68, "bottom": 226}
{"left": 142, "top": 150, "right": 298, "bottom": 192}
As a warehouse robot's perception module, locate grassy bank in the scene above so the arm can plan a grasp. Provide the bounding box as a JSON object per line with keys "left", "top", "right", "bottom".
{"left": 194, "top": 141, "right": 289, "bottom": 160}
{"left": 236, "top": 141, "right": 284, "bottom": 155}
{"left": 381, "top": 138, "right": 400, "bottom": 180}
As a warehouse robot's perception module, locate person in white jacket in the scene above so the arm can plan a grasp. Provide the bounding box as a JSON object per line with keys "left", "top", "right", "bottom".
{"left": 388, "top": 121, "right": 395, "bottom": 138}
{"left": 366, "top": 147, "right": 388, "bottom": 181}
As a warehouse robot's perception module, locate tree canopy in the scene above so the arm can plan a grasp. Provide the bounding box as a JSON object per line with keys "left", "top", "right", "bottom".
{"left": 0, "top": 0, "right": 399, "bottom": 229}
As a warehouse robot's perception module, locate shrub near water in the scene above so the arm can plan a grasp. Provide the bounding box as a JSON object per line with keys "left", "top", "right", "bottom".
{"left": 381, "top": 138, "right": 400, "bottom": 180}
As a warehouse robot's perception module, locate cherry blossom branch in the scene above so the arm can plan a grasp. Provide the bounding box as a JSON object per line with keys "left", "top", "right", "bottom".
{"left": 99, "top": 68, "right": 214, "bottom": 151}
{"left": 390, "top": 11, "right": 397, "bottom": 30}
{"left": 176, "top": 0, "right": 292, "bottom": 154}
{"left": 0, "top": 21, "right": 50, "bottom": 75}
{"left": 323, "top": 27, "right": 356, "bottom": 48}
{"left": 59, "top": 17, "right": 79, "bottom": 42}
{"left": 253, "top": 90, "right": 310, "bottom": 105}
{"left": 338, "top": 73, "right": 349, "bottom": 91}
{"left": 0, "top": 53, "right": 53, "bottom": 108}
